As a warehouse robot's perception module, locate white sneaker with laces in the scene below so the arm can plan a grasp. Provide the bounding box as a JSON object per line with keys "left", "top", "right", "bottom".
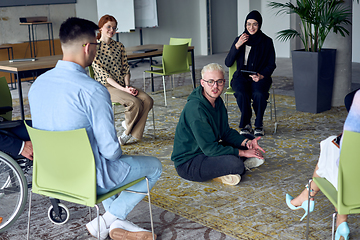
{"left": 86, "top": 216, "right": 109, "bottom": 240}
{"left": 122, "top": 120, "right": 127, "bottom": 130}
{"left": 109, "top": 219, "right": 155, "bottom": 240}
{"left": 118, "top": 132, "right": 132, "bottom": 145}
{"left": 244, "top": 157, "right": 265, "bottom": 170}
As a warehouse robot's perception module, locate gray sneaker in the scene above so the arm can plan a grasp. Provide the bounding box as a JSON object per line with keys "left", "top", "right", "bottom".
{"left": 240, "top": 124, "right": 253, "bottom": 135}
{"left": 244, "top": 157, "right": 265, "bottom": 170}
{"left": 254, "top": 127, "right": 264, "bottom": 136}
{"left": 118, "top": 132, "right": 132, "bottom": 145}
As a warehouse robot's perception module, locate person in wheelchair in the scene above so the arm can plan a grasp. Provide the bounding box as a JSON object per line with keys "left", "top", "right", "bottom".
{"left": 0, "top": 107, "right": 33, "bottom": 161}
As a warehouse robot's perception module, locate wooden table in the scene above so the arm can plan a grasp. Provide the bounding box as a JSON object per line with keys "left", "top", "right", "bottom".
{"left": 0, "top": 44, "right": 15, "bottom": 89}
{"left": 0, "top": 44, "right": 196, "bottom": 120}
{"left": 0, "top": 55, "right": 62, "bottom": 120}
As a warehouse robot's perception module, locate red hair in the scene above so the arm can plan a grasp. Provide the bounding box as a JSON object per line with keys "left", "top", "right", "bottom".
{"left": 97, "top": 14, "right": 118, "bottom": 39}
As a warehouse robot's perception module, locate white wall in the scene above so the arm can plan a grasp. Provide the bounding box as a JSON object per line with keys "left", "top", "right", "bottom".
{"left": 353, "top": 2, "right": 360, "bottom": 63}
{"left": 262, "top": 0, "right": 290, "bottom": 58}
{"left": 236, "top": 0, "right": 290, "bottom": 58}
{"left": 0, "top": 4, "right": 75, "bottom": 45}
{"left": 1, "top": 0, "right": 358, "bottom": 61}
{"left": 116, "top": 0, "right": 204, "bottom": 56}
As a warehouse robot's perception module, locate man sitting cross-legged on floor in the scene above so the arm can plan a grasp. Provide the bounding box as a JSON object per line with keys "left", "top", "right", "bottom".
{"left": 171, "top": 63, "right": 265, "bottom": 186}
{"left": 28, "top": 17, "right": 162, "bottom": 240}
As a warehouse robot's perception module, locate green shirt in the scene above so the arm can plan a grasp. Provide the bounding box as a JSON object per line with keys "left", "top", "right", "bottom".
{"left": 171, "top": 86, "right": 246, "bottom": 167}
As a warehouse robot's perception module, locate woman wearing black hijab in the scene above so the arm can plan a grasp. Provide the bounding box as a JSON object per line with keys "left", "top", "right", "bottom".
{"left": 225, "top": 10, "right": 276, "bottom": 136}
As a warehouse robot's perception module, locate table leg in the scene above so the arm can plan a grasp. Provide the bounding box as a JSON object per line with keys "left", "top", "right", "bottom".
{"left": 150, "top": 57, "right": 154, "bottom": 92}
{"left": 31, "top": 25, "right": 36, "bottom": 57}
{"left": 16, "top": 73, "right": 25, "bottom": 120}
{"left": 50, "top": 23, "right": 55, "bottom": 55}
{"left": 47, "top": 23, "right": 52, "bottom": 55}
{"left": 27, "top": 26, "right": 33, "bottom": 58}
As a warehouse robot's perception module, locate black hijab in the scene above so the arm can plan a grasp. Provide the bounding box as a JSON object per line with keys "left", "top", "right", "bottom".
{"left": 243, "top": 10, "right": 264, "bottom": 46}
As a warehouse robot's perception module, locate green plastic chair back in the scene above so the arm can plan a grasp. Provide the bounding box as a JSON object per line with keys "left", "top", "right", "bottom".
{"left": 0, "top": 76, "right": 12, "bottom": 121}
{"left": 88, "top": 65, "right": 95, "bottom": 79}
{"left": 169, "top": 38, "right": 192, "bottom": 66}
{"left": 225, "top": 60, "right": 236, "bottom": 95}
{"left": 26, "top": 123, "right": 97, "bottom": 207}
{"left": 25, "top": 122, "right": 148, "bottom": 207}
{"left": 313, "top": 130, "right": 360, "bottom": 215}
{"left": 151, "top": 44, "right": 190, "bottom": 76}
{"left": 148, "top": 44, "right": 190, "bottom": 75}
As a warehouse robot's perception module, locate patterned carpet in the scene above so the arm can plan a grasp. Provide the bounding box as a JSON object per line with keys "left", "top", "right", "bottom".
{"left": 5, "top": 77, "right": 360, "bottom": 239}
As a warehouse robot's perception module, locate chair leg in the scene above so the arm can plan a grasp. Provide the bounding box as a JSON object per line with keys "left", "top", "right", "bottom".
{"left": 152, "top": 108, "right": 155, "bottom": 139}
{"left": 26, "top": 190, "right": 33, "bottom": 240}
{"left": 89, "top": 207, "right": 92, "bottom": 222}
{"left": 332, "top": 212, "right": 336, "bottom": 240}
{"left": 145, "top": 177, "right": 155, "bottom": 240}
{"left": 272, "top": 87, "right": 278, "bottom": 134}
{"left": 162, "top": 76, "right": 167, "bottom": 107}
{"left": 225, "top": 94, "right": 228, "bottom": 109}
{"left": 143, "top": 72, "right": 146, "bottom": 92}
{"left": 95, "top": 204, "right": 100, "bottom": 240}
{"left": 305, "top": 179, "right": 312, "bottom": 240}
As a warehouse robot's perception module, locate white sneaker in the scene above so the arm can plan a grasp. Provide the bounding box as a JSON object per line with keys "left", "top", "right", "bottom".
{"left": 213, "top": 174, "right": 241, "bottom": 185}
{"left": 86, "top": 216, "right": 109, "bottom": 240}
{"left": 118, "top": 132, "right": 132, "bottom": 145}
{"left": 122, "top": 120, "right": 127, "bottom": 130}
{"left": 109, "top": 219, "right": 155, "bottom": 240}
{"left": 244, "top": 157, "right": 265, "bottom": 170}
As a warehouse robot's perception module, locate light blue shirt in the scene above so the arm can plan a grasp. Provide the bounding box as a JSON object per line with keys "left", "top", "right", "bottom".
{"left": 28, "top": 60, "right": 130, "bottom": 189}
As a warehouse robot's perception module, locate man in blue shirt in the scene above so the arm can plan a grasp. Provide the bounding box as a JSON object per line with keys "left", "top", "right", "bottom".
{"left": 28, "top": 17, "right": 162, "bottom": 240}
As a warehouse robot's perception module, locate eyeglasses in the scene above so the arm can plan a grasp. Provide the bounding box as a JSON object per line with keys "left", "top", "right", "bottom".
{"left": 106, "top": 25, "right": 118, "bottom": 31}
{"left": 246, "top": 22, "right": 258, "bottom": 28}
{"left": 82, "top": 42, "right": 101, "bottom": 50}
{"left": 202, "top": 79, "right": 225, "bottom": 86}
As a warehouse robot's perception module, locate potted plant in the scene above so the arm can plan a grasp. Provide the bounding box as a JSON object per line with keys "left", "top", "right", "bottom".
{"left": 268, "top": 0, "right": 352, "bottom": 113}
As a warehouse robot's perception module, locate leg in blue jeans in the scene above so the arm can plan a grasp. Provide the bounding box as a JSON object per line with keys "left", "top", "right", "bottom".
{"left": 97, "top": 155, "right": 162, "bottom": 220}
{"left": 176, "top": 154, "right": 245, "bottom": 182}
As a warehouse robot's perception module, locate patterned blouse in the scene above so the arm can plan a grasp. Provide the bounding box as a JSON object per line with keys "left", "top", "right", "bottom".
{"left": 92, "top": 38, "right": 130, "bottom": 87}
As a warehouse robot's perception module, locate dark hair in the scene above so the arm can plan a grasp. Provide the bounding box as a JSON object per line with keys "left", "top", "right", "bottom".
{"left": 97, "top": 14, "right": 117, "bottom": 39}
{"left": 59, "top": 17, "right": 99, "bottom": 44}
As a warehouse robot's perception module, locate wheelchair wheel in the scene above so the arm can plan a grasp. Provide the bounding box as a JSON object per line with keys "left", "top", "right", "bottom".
{"left": 48, "top": 203, "right": 69, "bottom": 225}
{"left": 0, "top": 152, "right": 28, "bottom": 233}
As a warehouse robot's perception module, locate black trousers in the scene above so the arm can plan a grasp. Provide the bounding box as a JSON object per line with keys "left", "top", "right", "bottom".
{"left": 231, "top": 77, "right": 271, "bottom": 128}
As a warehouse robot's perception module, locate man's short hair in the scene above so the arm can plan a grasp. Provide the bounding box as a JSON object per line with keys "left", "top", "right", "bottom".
{"left": 59, "top": 17, "right": 98, "bottom": 44}
{"left": 201, "top": 63, "right": 225, "bottom": 79}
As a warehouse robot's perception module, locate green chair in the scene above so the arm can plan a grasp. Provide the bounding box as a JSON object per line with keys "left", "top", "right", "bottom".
{"left": 224, "top": 61, "right": 278, "bottom": 134}
{"left": 143, "top": 43, "right": 191, "bottom": 107}
{"left": 25, "top": 123, "right": 155, "bottom": 240}
{"left": 88, "top": 65, "right": 156, "bottom": 138}
{"left": 305, "top": 130, "right": 360, "bottom": 240}
{"left": 224, "top": 61, "right": 237, "bottom": 109}
{"left": 152, "top": 38, "right": 192, "bottom": 68}
{"left": 0, "top": 76, "right": 13, "bottom": 121}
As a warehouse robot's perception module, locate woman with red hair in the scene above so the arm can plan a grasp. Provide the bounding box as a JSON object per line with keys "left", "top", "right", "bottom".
{"left": 92, "top": 14, "right": 153, "bottom": 145}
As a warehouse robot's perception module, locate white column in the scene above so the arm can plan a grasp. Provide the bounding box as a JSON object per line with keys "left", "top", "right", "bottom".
{"left": 323, "top": 0, "right": 352, "bottom": 106}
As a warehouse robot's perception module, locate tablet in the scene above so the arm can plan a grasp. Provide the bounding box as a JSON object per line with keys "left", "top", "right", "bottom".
{"left": 9, "top": 58, "right": 36, "bottom": 63}
{"left": 241, "top": 70, "right": 258, "bottom": 78}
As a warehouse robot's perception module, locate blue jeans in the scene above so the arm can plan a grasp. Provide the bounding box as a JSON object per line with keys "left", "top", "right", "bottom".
{"left": 176, "top": 154, "right": 245, "bottom": 182}
{"left": 97, "top": 155, "right": 162, "bottom": 220}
